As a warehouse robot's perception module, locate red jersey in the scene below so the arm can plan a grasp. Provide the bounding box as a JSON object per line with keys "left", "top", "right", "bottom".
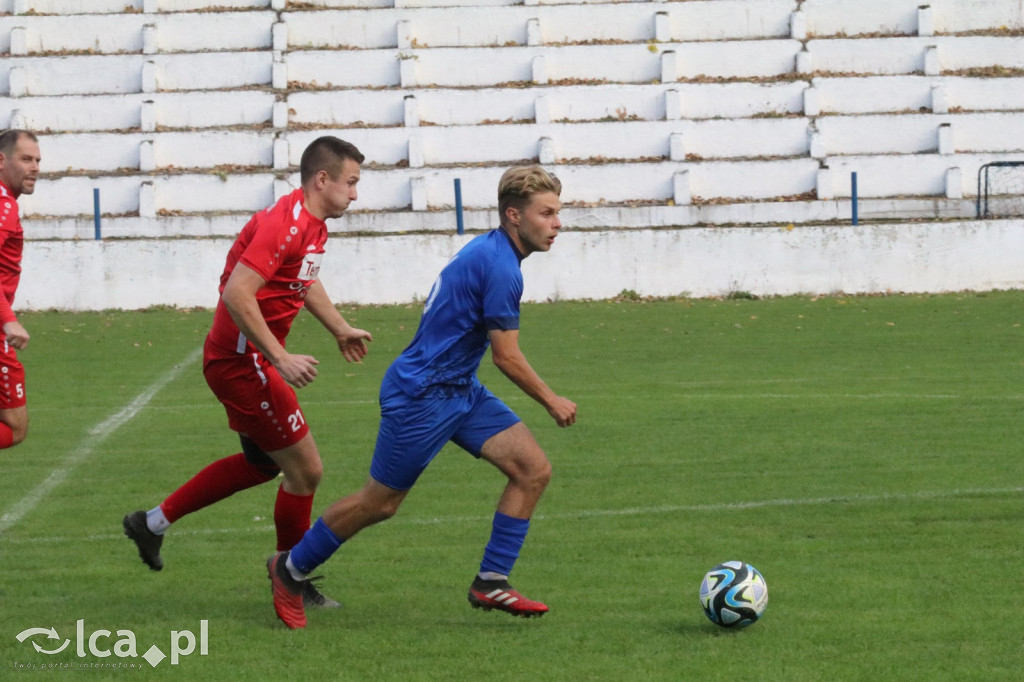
{"left": 205, "top": 189, "right": 327, "bottom": 359}
{"left": 0, "top": 179, "right": 24, "bottom": 326}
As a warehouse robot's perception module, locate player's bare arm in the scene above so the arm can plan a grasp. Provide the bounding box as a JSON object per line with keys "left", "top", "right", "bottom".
{"left": 489, "top": 328, "right": 576, "bottom": 427}
{"left": 221, "top": 263, "right": 319, "bottom": 388}
{"left": 2, "top": 320, "right": 28, "bottom": 350}
{"left": 303, "top": 280, "right": 373, "bottom": 363}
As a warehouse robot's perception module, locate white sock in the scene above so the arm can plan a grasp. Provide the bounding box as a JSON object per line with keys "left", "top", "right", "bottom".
{"left": 146, "top": 507, "right": 170, "bottom": 535}
{"left": 478, "top": 571, "right": 507, "bottom": 582}
{"left": 285, "top": 554, "right": 307, "bottom": 582}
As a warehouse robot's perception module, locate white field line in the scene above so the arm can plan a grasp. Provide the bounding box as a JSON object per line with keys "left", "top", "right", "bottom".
{"left": 5, "top": 484, "right": 1022, "bottom": 545}
{"left": 0, "top": 347, "right": 203, "bottom": 535}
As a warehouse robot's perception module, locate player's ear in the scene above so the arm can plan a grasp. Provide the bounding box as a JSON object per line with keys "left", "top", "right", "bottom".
{"left": 504, "top": 206, "right": 520, "bottom": 227}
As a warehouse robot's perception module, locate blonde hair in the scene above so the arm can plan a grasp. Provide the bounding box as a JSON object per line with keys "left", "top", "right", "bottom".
{"left": 498, "top": 165, "right": 561, "bottom": 226}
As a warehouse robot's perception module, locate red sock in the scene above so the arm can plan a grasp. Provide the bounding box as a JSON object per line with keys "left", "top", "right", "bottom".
{"left": 274, "top": 486, "right": 314, "bottom": 551}
{"left": 0, "top": 423, "right": 12, "bottom": 449}
{"left": 161, "top": 452, "right": 277, "bottom": 523}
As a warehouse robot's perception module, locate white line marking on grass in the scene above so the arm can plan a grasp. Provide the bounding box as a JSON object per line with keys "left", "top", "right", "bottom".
{"left": 726, "top": 393, "right": 961, "bottom": 400}
{"left": 552, "top": 486, "right": 1024, "bottom": 517}
{"left": 0, "top": 347, "right": 203, "bottom": 535}
{"left": 6, "top": 485, "right": 1022, "bottom": 545}
{"left": 412, "top": 486, "right": 1024, "bottom": 524}
{"left": 502, "top": 392, "right": 971, "bottom": 403}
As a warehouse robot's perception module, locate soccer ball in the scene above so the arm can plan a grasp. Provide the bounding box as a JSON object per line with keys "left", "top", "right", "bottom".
{"left": 699, "top": 560, "right": 768, "bottom": 629}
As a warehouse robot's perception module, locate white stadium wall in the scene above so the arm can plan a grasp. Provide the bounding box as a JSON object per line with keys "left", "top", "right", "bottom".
{"left": 17, "top": 218, "right": 1024, "bottom": 311}
{"left": 2, "top": 0, "right": 1024, "bottom": 309}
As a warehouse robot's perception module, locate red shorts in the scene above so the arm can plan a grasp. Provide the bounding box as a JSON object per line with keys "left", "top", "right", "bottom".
{"left": 203, "top": 348, "right": 309, "bottom": 452}
{"left": 0, "top": 341, "right": 26, "bottom": 409}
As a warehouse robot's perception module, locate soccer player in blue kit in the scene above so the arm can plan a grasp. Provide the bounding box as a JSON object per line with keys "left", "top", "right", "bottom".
{"left": 267, "top": 165, "right": 577, "bottom": 628}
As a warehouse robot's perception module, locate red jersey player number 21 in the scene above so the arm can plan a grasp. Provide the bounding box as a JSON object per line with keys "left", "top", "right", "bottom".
{"left": 204, "top": 189, "right": 333, "bottom": 447}
{"left": 124, "top": 138, "right": 371, "bottom": 617}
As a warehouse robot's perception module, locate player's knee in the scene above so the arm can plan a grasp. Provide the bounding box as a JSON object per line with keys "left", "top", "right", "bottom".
{"left": 300, "top": 458, "right": 324, "bottom": 490}
{"left": 3, "top": 415, "right": 29, "bottom": 446}
{"left": 282, "top": 456, "right": 323, "bottom": 496}
{"left": 376, "top": 496, "right": 402, "bottom": 521}
{"left": 9, "top": 425, "right": 26, "bottom": 446}
{"left": 529, "top": 457, "right": 553, "bottom": 490}
{"left": 362, "top": 502, "right": 398, "bottom": 525}
{"left": 512, "top": 453, "right": 551, "bottom": 493}
{"left": 357, "top": 486, "right": 403, "bottom": 524}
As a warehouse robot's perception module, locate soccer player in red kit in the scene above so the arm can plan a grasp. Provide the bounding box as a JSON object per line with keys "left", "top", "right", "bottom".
{"left": 0, "top": 129, "right": 40, "bottom": 451}
{"left": 124, "top": 137, "right": 372, "bottom": 608}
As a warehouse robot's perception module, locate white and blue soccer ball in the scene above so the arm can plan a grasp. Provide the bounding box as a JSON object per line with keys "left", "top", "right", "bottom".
{"left": 699, "top": 560, "right": 768, "bottom": 629}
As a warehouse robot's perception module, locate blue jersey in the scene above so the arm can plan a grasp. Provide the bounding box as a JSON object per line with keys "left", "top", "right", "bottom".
{"left": 388, "top": 229, "right": 525, "bottom": 397}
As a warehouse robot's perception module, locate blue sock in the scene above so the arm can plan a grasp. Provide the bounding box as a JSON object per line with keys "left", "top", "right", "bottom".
{"left": 479, "top": 512, "right": 530, "bottom": 577}
{"left": 289, "top": 517, "right": 345, "bottom": 575}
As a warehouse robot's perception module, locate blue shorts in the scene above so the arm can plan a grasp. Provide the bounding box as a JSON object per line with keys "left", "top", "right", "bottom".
{"left": 369, "top": 377, "right": 521, "bottom": 491}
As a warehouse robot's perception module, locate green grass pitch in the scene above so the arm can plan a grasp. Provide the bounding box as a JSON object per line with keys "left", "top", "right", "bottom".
{"left": 1, "top": 292, "right": 1021, "bottom": 680}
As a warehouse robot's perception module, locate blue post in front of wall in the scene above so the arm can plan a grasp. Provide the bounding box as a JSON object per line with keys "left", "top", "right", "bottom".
{"left": 93, "top": 188, "right": 102, "bottom": 240}
{"left": 454, "top": 178, "right": 464, "bottom": 235}
{"left": 851, "top": 172, "right": 859, "bottom": 226}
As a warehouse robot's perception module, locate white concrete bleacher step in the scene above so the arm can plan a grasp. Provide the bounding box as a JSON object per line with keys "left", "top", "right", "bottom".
{"left": 802, "top": 35, "right": 1024, "bottom": 77}
{"left": 2, "top": 91, "right": 276, "bottom": 133}
{"left": 0, "top": 0, "right": 271, "bottom": 13}
{"left": 810, "top": 76, "right": 1024, "bottom": 115}
{"left": 282, "top": 0, "right": 794, "bottom": 50}
{"left": 815, "top": 112, "right": 1024, "bottom": 157}
{"left": 302, "top": 0, "right": 653, "bottom": 8}
{"left": 289, "top": 81, "right": 808, "bottom": 129}
{"left": 800, "top": 0, "right": 1023, "bottom": 38}
{"left": 0, "top": 11, "right": 275, "bottom": 55}
{"left": 290, "top": 118, "right": 812, "bottom": 168}
{"left": 1, "top": 52, "right": 272, "bottom": 97}
{"left": 41, "top": 130, "right": 274, "bottom": 173}
{"left": 819, "top": 151, "right": 1024, "bottom": 201}
{"left": 285, "top": 39, "right": 803, "bottom": 91}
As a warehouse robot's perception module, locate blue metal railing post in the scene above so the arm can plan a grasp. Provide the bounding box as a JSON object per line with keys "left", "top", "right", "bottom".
{"left": 851, "top": 172, "right": 859, "bottom": 226}
{"left": 93, "top": 188, "right": 102, "bottom": 240}
{"left": 454, "top": 178, "right": 464, "bottom": 235}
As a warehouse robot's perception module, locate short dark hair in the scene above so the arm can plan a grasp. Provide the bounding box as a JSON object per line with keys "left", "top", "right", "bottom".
{"left": 0, "top": 129, "right": 38, "bottom": 157}
{"left": 299, "top": 136, "right": 364, "bottom": 185}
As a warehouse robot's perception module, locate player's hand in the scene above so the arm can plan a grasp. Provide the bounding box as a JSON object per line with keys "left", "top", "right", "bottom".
{"left": 548, "top": 396, "right": 577, "bottom": 428}
{"left": 3, "top": 321, "right": 29, "bottom": 350}
{"left": 336, "top": 328, "right": 373, "bottom": 363}
{"left": 274, "top": 353, "right": 319, "bottom": 388}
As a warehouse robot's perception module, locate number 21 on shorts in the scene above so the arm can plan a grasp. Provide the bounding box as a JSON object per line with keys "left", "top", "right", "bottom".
{"left": 287, "top": 409, "right": 306, "bottom": 432}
